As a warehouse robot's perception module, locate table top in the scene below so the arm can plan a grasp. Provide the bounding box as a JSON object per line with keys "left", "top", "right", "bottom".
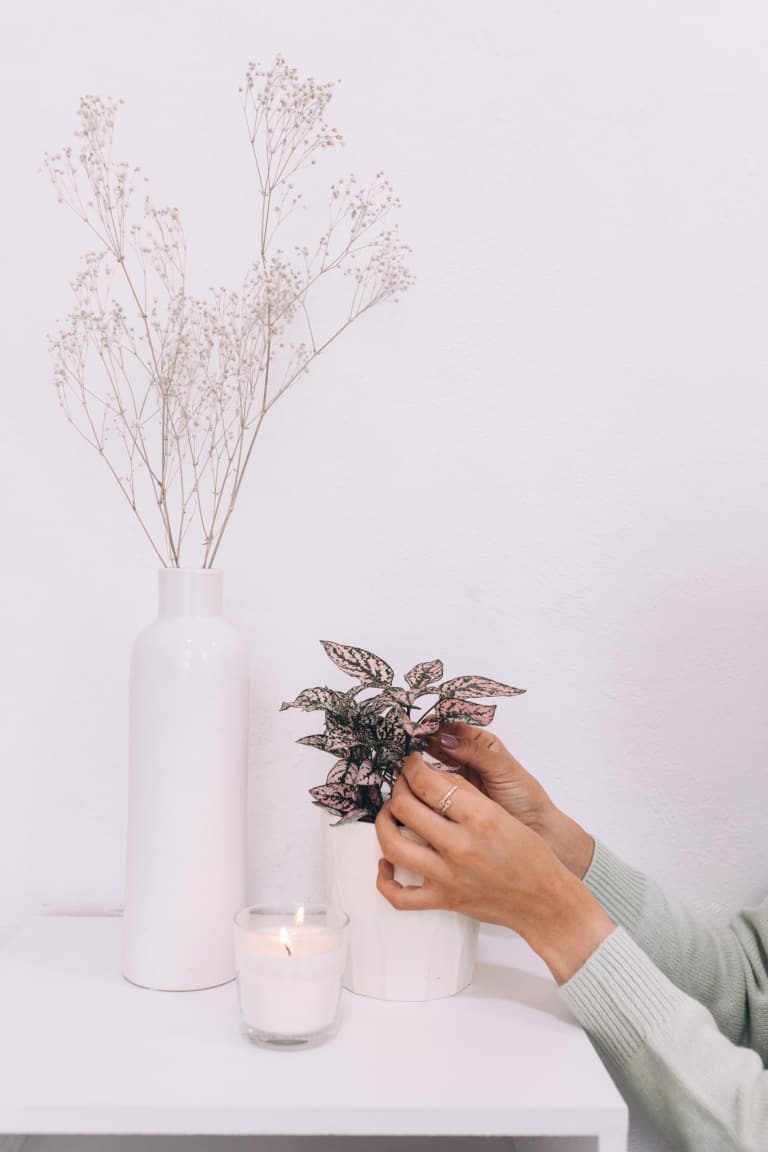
{"left": 0, "top": 916, "right": 627, "bottom": 1143}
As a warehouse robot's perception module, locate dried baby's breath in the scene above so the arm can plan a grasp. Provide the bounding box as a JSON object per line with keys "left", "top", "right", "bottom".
{"left": 47, "top": 60, "right": 412, "bottom": 566}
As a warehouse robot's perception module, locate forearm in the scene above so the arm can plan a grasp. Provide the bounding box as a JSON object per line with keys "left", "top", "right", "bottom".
{"left": 514, "top": 865, "right": 615, "bottom": 985}
{"left": 561, "top": 929, "right": 768, "bottom": 1152}
{"left": 538, "top": 805, "right": 595, "bottom": 879}
{"left": 580, "top": 840, "right": 766, "bottom": 1051}
{"left": 514, "top": 868, "right": 768, "bottom": 1150}
{"left": 535, "top": 811, "right": 766, "bottom": 1052}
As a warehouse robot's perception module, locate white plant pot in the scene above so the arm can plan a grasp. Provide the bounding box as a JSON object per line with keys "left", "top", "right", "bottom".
{"left": 324, "top": 814, "right": 479, "bottom": 1001}
{"left": 122, "top": 569, "right": 249, "bottom": 991}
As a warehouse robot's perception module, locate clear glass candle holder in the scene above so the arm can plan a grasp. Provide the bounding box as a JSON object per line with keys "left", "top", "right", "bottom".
{"left": 234, "top": 904, "right": 349, "bottom": 1049}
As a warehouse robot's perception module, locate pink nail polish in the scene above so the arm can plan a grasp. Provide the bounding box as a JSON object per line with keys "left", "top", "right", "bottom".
{"left": 439, "top": 733, "right": 459, "bottom": 749}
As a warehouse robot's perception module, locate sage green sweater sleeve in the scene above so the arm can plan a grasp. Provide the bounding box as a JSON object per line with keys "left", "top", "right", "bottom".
{"left": 560, "top": 927, "right": 768, "bottom": 1152}
{"left": 583, "top": 840, "right": 768, "bottom": 1056}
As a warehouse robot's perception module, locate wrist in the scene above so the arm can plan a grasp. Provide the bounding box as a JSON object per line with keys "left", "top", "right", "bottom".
{"left": 538, "top": 806, "right": 595, "bottom": 879}
{"left": 520, "top": 867, "right": 614, "bottom": 985}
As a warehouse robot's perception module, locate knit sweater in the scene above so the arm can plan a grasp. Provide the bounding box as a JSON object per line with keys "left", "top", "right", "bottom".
{"left": 559, "top": 842, "right": 768, "bottom": 1151}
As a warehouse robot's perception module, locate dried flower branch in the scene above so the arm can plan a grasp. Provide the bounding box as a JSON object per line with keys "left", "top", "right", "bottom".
{"left": 282, "top": 641, "right": 526, "bottom": 824}
{"left": 47, "top": 57, "right": 412, "bottom": 566}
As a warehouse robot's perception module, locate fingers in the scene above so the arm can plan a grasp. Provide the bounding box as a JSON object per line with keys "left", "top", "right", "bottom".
{"left": 376, "top": 859, "right": 441, "bottom": 911}
{"left": 423, "top": 723, "right": 513, "bottom": 775}
{"left": 401, "top": 751, "right": 493, "bottom": 826}
{"left": 375, "top": 802, "right": 444, "bottom": 877}
{"left": 393, "top": 760, "right": 472, "bottom": 834}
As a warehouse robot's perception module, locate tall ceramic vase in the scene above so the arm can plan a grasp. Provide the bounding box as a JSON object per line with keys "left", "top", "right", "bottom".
{"left": 122, "top": 569, "right": 249, "bottom": 991}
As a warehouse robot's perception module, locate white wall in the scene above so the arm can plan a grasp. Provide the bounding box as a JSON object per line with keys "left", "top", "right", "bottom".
{"left": 3, "top": 2, "right": 768, "bottom": 1150}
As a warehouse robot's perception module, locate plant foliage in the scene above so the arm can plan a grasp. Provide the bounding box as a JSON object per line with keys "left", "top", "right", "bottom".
{"left": 281, "top": 641, "right": 525, "bottom": 823}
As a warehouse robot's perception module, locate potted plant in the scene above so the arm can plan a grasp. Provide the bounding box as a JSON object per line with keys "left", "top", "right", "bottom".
{"left": 282, "top": 641, "right": 524, "bottom": 1000}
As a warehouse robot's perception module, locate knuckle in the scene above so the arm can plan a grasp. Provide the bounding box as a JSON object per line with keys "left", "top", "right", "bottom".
{"left": 375, "top": 801, "right": 389, "bottom": 825}
{"left": 434, "top": 889, "right": 454, "bottom": 913}
{"left": 471, "top": 804, "right": 497, "bottom": 837}
{"left": 407, "top": 767, "right": 430, "bottom": 802}
{"left": 375, "top": 805, "right": 394, "bottom": 846}
{"left": 451, "top": 833, "right": 474, "bottom": 867}
{"left": 412, "top": 782, "right": 430, "bottom": 805}
{"left": 472, "top": 728, "right": 503, "bottom": 757}
{"left": 390, "top": 887, "right": 407, "bottom": 910}
{"left": 389, "top": 793, "right": 404, "bottom": 821}
{"left": 376, "top": 874, "right": 391, "bottom": 903}
{"left": 401, "top": 755, "right": 421, "bottom": 785}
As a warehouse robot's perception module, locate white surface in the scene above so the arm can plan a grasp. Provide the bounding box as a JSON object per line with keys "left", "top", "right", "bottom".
{"left": 21, "top": 1139, "right": 598, "bottom": 1152}
{"left": 0, "top": 917, "right": 626, "bottom": 1149}
{"left": 325, "top": 818, "right": 478, "bottom": 1001}
{"left": 4, "top": 3, "right": 768, "bottom": 1150}
{"left": 124, "top": 570, "right": 248, "bottom": 991}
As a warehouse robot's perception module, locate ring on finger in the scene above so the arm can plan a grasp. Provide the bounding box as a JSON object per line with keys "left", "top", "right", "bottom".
{"left": 436, "top": 784, "right": 460, "bottom": 816}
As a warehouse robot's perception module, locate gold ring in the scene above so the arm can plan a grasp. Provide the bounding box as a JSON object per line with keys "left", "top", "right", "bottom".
{"left": 437, "top": 784, "right": 460, "bottom": 816}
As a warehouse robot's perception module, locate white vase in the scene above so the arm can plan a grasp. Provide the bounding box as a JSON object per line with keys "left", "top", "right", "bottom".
{"left": 324, "top": 814, "right": 479, "bottom": 1001}
{"left": 122, "top": 569, "right": 249, "bottom": 991}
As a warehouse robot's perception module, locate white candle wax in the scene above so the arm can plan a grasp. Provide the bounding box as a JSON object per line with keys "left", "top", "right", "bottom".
{"left": 236, "top": 925, "right": 343, "bottom": 1039}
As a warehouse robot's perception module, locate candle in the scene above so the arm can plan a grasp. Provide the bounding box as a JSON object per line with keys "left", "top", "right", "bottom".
{"left": 234, "top": 905, "right": 349, "bottom": 1048}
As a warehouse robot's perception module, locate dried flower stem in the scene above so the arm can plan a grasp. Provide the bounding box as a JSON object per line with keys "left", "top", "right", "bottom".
{"left": 47, "top": 56, "right": 412, "bottom": 567}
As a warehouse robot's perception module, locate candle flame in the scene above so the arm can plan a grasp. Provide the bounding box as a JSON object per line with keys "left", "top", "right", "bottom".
{"left": 295, "top": 905, "right": 305, "bottom": 926}
{"left": 279, "top": 926, "right": 292, "bottom": 957}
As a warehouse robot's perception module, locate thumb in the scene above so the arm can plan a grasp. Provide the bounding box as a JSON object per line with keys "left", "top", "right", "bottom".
{"left": 423, "top": 722, "right": 516, "bottom": 780}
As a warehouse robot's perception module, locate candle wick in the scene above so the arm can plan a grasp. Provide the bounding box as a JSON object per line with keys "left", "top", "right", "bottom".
{"left": 283, "top": 941, "right": 292, "bottom": 957}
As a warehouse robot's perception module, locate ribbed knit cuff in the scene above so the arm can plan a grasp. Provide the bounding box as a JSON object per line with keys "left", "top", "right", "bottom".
{"left": 560, "top": 927, "right": 685, "bottom": 1068}
{"left": 583, "top": 840, "right": 647, "bottom": 932}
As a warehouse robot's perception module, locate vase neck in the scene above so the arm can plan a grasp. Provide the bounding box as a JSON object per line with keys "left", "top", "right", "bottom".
{"left": 157, "top": 569, "right": 223, "bottom": 618}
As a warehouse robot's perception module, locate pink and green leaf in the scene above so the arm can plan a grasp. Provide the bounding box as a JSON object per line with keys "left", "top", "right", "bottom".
{"left": 297, "top": 733, "right": 330, "bottom": 750}
{"left": 379, "top": 687, "right": 413, "bottom": 708}
{"left": 404, "top": 659, "right": 444, "bottom": 690}
{"left": 320, "top": 640, "right": 394, "bottom": 687}
{"left": 298, "top": 727, "right": 356, "bottom": 756}
{"left": 280, "top": 686, "right": 342, "bottom": 712}
{"left": 437, "top": 698, "right": 497, "bottom": 725}
{"left": 438, "top": 675, "right": 525, "bottom": 699}
{"left": 309, "top": 783, "right": 360, "bottom": 813}
{"left": 333, "top": 808, "right": 370, "bottom": 826}
{"left": 412, "top": 716, "right": 441, "bottom": 737}
{"left": 358, "top": 693, "right": 391, "bottom": 715}
{"left": 374, "top": 708, "right": 407, "bottom": 752}
{"left": 326, "top": 759, "right": 351, "bottom": 784}
{"left": 350, "top": 760, "right": 384, "bottom": 786}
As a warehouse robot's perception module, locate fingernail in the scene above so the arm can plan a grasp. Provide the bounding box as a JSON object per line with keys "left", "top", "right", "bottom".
{"left": 439, "top": 734, "right": 459, "bottom": 749}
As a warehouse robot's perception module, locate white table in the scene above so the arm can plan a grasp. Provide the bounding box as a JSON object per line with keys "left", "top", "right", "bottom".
{"left": 0, "top": 917, "right": 627, "bottom": 1151}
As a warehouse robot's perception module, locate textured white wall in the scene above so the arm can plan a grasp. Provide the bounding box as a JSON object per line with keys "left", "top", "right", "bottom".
{"left": 3, "top": 2, "right": 768, "bottom": 1150}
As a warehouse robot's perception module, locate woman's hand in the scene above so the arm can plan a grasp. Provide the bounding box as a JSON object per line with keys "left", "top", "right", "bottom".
{"left": 422, "top": 723, "right": 595, "bottom": 879}
{"left": 375, "top": 753, "right": 614, "bottom": 984}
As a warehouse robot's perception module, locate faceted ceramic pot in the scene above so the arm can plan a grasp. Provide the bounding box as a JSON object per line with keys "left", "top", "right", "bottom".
{"left": 324, "top": 813, "right": 478, "bottom": 1001}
